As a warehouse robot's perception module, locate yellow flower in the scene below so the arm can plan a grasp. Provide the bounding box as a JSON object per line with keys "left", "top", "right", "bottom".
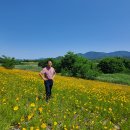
{"left": 30, "top": 103, "right": 35, "bottom": 107}
{"left": 74, "top": 111, "right": 76, "bottom": 114}
{"left": 2, "top": 99, "right": 6, "bottom": 102}
{"left": 22, "top": 128, "right": 26, "bottom": 130}
{"left": 13, "top": 106, "right": 19, "bottom": 111}
{"left": 20, "top": 116, "right": 24, "bottom": 122}
{"left": 104, "top": 126, "right": 107, "bottom": 129}
{"left": 36, "top": 97, "right": 38, "bottom": 101}
{"left": 54, "top": 121, "right": 57, "bottom": 126}
{"left": 41, "top": 123, "right": 47, "bottom": 129}
{"left": 76, "top": 125, "right": 79, "bottom": 129}
{"left": 28, "top": 113, "right": 34, "bottom": 120}
{"left": 30, "top": 127, "right": 34, "bottom": 130}
{"left": 16, "top": 97, "right": 19, "bottom": 101}
{"left": 91, "top": 121, "right": 94, "bottom": 124}
{"left": 33, "top": 108, "right": 37, "bottom": 111}
{"left": 38, "top": 107, "right": 43, "bottom": 113}
{"left": 109, "top": 108, "right": 112, "bottom": 112}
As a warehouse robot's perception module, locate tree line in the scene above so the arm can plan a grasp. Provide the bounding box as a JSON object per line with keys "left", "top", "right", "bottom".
{"left": 38, "top": 52, "right": 130, "bottom": 79}
{"left": 1, "top": 52, "right": 130, "bottom": 79}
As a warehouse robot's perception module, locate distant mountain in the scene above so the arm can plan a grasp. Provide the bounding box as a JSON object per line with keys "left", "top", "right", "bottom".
{"left": 55, "top": 56, "right": 63, "bottom": 60}
{"left": 78, "top": 51, "right": 130, "bottom": 59}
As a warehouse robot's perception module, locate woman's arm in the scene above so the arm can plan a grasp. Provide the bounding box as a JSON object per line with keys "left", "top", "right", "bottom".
{"left": 39, "top": 73, "right": 47, "bottom": 81}
{"left": 52, "top": 69, "right": 56, "bottom": 80}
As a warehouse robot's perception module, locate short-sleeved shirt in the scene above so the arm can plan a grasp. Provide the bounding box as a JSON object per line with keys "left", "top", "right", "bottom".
{"left": 40, "top": 67, "right": 56, "bottom": 80}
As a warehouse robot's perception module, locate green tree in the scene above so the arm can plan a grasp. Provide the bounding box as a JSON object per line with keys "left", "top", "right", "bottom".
{"left": 98, "top": 57, "right": 125, "bottom": 73}
{"left": 61, "top": 52, "right": 99, "bottom": 79}
{"left": 61, "top": 51, "right": 77, "bottom": 72}
{"left": 72, "top": 56, "right": 99, "bottom": 79}
{"left": 0, "top": 55, "right": 16, "bottom": 69}
{"left": 123, "top": 58, "right": 130, "bottom": 69}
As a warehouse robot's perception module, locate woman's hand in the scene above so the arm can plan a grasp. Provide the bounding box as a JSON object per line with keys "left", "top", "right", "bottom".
{"left": 43, "top": 78, "right": 47, "bottom": 81}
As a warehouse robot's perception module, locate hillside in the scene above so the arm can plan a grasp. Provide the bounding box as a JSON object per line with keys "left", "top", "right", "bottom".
{"left": 0, "top": 67, "right": 130, "bottom": 129}
{"left": 78, "top": 51, "right": 130, "bottom": 59}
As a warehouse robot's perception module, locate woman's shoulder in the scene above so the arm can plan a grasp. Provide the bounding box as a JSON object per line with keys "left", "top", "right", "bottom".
{"left": 51, "top": 67, "right": 55, "bottom": 70}
{"left": 42, "top": 67, "right": 47, "bottom": 70}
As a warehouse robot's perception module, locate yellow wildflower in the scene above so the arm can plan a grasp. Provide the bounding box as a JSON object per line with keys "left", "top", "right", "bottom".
{"left": 38, "top": 107, "right": 43, "bottom": 113}
{"left": 54, "top": 121, "right": 57, "bottom": 126}
{"left": 30, "top": 103, "right": 35, "bottom": 107}
{"left": 30, "top": 127, "right": 34, "bottom": 130}
{"left": 13, "top": 106, "right": 19, "bottom": 111}
{"left": 41, "top": 123, "right": 47, "bottom": 128}
{"left": 28, "top": 113, "right": 34, "bottom": 120}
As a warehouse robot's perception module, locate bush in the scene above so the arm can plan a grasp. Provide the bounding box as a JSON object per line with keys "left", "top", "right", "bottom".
{"left": 123, "top": 58, "right": 130, "bottom": 70}
{"left": 61, "top": 68, "right": 73, "bottom": 76}
{"left": 73, "top": 61, "right": 99, "bottom": 79}
{"left": 98, "top": 57, "right": 125, "bottom": 74}
{"left": 0, "top": 55, "right": 16, "bottom": 69}
{"left": 84, "top": 69, "right": 99, "bottom": 80}
{"left": 61, "top": 52, "right": 99, "bottom": 79}
{"left": 61, "top": 51, "right": 77, "bottom": 72}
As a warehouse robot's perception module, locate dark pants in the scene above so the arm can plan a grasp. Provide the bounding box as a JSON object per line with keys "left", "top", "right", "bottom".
{"left": 44, "top": 79, "right": 53, "bottom": 101}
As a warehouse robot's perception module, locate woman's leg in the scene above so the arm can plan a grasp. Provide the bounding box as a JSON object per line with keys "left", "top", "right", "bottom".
{"left": 44, "top": 80, "right": 51, "bottom": 101}
{"left": 50, "top": 80, "right": 53, "bottom": 96}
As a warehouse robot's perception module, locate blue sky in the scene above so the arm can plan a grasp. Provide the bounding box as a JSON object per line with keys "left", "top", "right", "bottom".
{"left": 0, "top": 0, "right": 130, "bottom": 59}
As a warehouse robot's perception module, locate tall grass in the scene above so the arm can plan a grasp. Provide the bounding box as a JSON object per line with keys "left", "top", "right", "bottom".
{"left": 96, "top": 73, "right": 130, "bottom": 85}
{"left": 15, "top": 62, "right": 42, "bottom": 72}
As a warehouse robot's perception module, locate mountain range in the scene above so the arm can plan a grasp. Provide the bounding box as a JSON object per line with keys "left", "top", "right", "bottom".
{"left": 77, "top": 51, "right": 130, "bottom": 59}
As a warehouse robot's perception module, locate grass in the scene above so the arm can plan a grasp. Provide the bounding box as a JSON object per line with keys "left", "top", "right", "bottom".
{"left": 96, "top": 73, "right": 130, "bottom": 86}
{"left": 0, "top": 67, "right": 130, "bottom": 130}
{"left": 15, "top": 62, "right": 42, "bottom": 72}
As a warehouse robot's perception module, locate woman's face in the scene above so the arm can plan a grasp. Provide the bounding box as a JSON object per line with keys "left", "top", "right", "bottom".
{"left": 47, "top": 61, "right": 52, "bottom": 67}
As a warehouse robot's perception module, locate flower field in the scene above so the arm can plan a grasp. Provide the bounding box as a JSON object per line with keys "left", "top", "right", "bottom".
{"left": 0, "top": 67, "right": 130, "bottom": 130}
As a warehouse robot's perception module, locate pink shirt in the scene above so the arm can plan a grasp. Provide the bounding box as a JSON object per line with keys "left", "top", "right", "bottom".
{"left": 40, "top": 67, "right": 56, "bottom": 80}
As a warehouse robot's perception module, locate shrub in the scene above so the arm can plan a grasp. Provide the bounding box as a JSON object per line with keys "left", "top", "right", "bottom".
{"left": 61, "top": 52, "right": 99, "bottom": 79}
{"left": 61, "top": 51, "right": 77, "bottom": 72}
{"left": 98, "top": 57, "right": 125, "bottom": 73}
{"left": 123, "top": 58, "right": 130, "bottom": 70}
{"left": 73, "top": 62, "right": 99, "bottom": 79}
{"left": 0, "top": 55, "right": 16, "bottom": 69}
{"left": 61, "top": 68, "right": 73, "bottom": 76}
